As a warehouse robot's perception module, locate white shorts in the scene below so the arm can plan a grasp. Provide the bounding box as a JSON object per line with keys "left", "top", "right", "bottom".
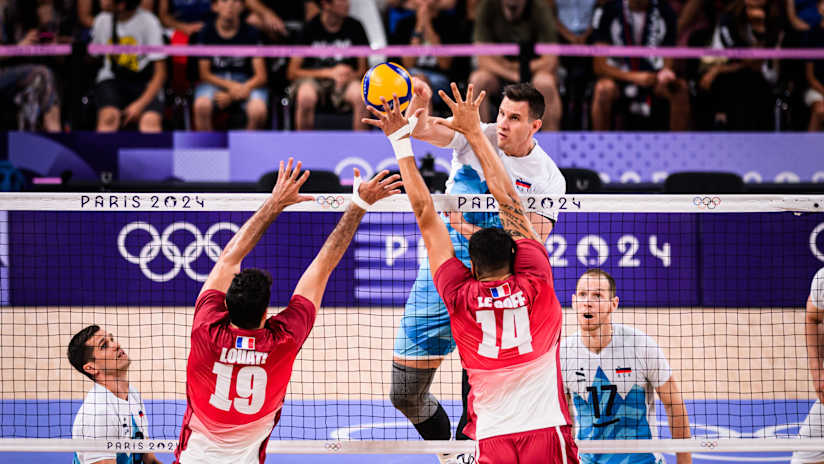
{"left": 792, "top": 400, "right": 824, "bottom": 464}
{"left": 179, "top": 428, "right": 268, "bottom": 464}
{"left": 806, "top": 88, "right": 824, "bottom": 107}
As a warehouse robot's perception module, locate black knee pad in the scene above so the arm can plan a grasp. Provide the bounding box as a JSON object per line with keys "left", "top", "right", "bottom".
{"left": 389, "top": 361, "right": 439, "bottom": 423}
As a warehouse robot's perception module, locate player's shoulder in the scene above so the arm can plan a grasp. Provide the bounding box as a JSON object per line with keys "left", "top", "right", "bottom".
{"left": 811, "top": 267, "right": 824, "bottom": 310}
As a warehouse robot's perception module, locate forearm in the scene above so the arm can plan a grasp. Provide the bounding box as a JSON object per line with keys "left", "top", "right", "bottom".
{"left": 245, "top": 0, "right": 273, "bottom": 17}
{"left": 288, "top": 66, "right": 332, "bottom": 81}
{"left": 136, "top": 65, "right": 166, "bottom": 107}
{"left": 202, "top": 70, "right": 240, "bottom": 90}
{"left": 399, "top": 157, "right": 436, "bottom": 217}
{"left": 594, "top": 56, "right": 637, "bottom": 82}
{"left": 478, "top": 56, "right": 519, "bottom": 82}
{"left": 311, "top": 205, "right": 366, "bottom": 272}
{"left": 530, "top": 55, "right": 557, "bottom": 74}
{"left": 220, "top": 197, "right": 283, "bottom": 265}
{"left": 466, "top": 131, "right": 516, "bottom": 202}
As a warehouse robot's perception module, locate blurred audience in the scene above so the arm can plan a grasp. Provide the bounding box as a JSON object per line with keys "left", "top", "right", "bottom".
{"left": 388, "top": 0, "right": 460, "bottom": 97}
{"left": 805, "top": 26, "right": 824, "bottom": 131}
{"left": 471, "top": 0, "right": 562, "bottom": 131}
{"left": 78, "top": 0, "right": 154, "bottom": 31}
{"left": 287, "top": 0, "right": 369, "bottom": 131}
{"left": 786, "top": 0, "right": 824, "bottom": 32}
{"left": 700, "top": 0, "right": 784, "bottom": 130}
{"left": 245, "top": 0, "right": 319, "bottom": 42}
{"left": 590, "top": 0, "right": 691, "bottom": 131}
{"left": 91, "top": 0, "right": 166, "bottom": 132}
{"left": 157, "top": 0, "right": 210, "bottom": 36}
{"left": 193, "top": 0, "right": 267, "bottom": 130}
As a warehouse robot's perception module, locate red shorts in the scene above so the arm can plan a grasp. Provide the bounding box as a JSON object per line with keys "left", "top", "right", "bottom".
{"left": 477, "top": 425, "right": 579, "bottom": 464}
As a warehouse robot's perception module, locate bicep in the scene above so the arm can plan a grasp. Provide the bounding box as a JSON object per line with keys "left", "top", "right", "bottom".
{"left": 528, "top": 212, "right": 553, "bottom": 242}
{"left": 655, "top": 376, "right": 683, "bottom": 409}
{"left": 199, "top": 260, "right": 240, "bottom": 297}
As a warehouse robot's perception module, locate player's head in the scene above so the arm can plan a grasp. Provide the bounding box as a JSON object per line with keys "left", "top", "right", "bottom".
{"left": 496, "top": 83, "right": 544, "bottom": 155}
{"left": 226, "top": 269, "right": 273, "bottom": 329}
{"left": 67, "top": 325, "right": 131, "bottom": 382}
{"left": 320, "top": 0, "right": 350, "bottom": 19}
{"left": 468, "top": 227, "right": 516, "bottom": 279}
{"left": 572, "top": 269, "right": 619, "bottom": 332}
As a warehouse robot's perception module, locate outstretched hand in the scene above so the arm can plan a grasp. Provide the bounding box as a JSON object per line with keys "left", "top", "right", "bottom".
{"left": 355, "top": 167, "right": 402, "bottom": 205}
{"left": 434, "top": 83, "right": 486, "bottom": 135}
{"left": 362, "top": 94, "right": 424, "bottom": 137}
{"left": 272, "top": 158, "right": 313, "bottom": 209}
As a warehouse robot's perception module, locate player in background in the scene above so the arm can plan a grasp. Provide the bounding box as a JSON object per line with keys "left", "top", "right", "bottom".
{"left": 364, "top": 87, "right": 577, "bottom": 463}
{"left": 381, "top": 76, "right": 566, "bottom": 459}
{"left": 174, "top": 159, "right": 401, "bottom": 464}
{"left": 68, "top": 325, "right": 162, "bottom": 464}
{"left": 791, "top": 267, "right": 824, "bottom": 464}
{"left": 560, "top": 269, "right": 692, "bottom": 464}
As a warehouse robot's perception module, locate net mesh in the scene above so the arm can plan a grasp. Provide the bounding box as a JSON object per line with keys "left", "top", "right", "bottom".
{"left": 0, "top": 193, "right": 823, "bottom": 459}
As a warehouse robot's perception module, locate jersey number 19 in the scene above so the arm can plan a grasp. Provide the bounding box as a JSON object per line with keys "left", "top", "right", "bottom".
{"left": 209, "top": 362, "right": 268, "bottom": 415}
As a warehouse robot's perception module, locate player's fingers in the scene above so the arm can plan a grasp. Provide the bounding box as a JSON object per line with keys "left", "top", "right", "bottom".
{"left": 295, "top": 169, "right": 310, "bottom": 188}
{"left": 372, "top": 169, "right": 390, "bottom": 182}
{"left": 465, "top": 83, "right": 474, "bottom": 104}
{"left": 450, "top": 82, "right": 463, "bottom": 104}
{"left": 297, "top": 194, "right": 314, "bottom": 203}
{"left": 380, "top": 174, "right": 401, "bottom": 186}
{"left": 283, "top": 157, "right": 294, "bottom": 179}
{"left": 386, "top": 188, "right": 402, "bottom": 196}
{"left": 353, "top": 167, "right": 361, "bottom": 178}
{"left": 291, "top": 160, "right": 303, "bottom": 181}
{"left": 384, "top": 180, "right": 403, "bottom": 191}
{"left": 433, "top": 118, "right": 458, "bottom": 132}
{"left": 474, "top": 90, "right": 487, "bottom": 108}
{"left": 412, "top": 108, "right": 425, "bottom": 120}
{"left": 437, "top": 89, "right": 457, "bottom": 110}
{"left": 392, "top": 94, "right": 402, "bottom": 115}
{"left": 362, "top": 118, "right": 383, "bottom": 128}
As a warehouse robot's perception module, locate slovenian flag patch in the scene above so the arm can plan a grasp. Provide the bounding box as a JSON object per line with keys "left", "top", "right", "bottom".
{"left": 490, "top": 282, "right": 511, "bottom": 298}
{"left": 515, "top": 179, "right": 532, "bottom": 190}
{"left": 236, "top": 336, "right": 256, "bottom": 350}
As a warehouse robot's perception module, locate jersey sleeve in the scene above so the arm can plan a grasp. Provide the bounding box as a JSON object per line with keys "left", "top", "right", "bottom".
{"left": 811, "top": 267, "right": 824, "bottom": 310}
{"left": 530, "top": 162, "right": 566, "bottom": 222}
{"left": 513, "top": 239, "right": 551, "bottom": 281}
{"left": 268, "top": 294, "right": 317, "bottom": 346}
{"left": 193, "top": 289, "right": 228, "bottom": 332}
{"left": 72, "top": 406, "right": 119, "bottom": 462}
{"left": 639, "top": 334, "right": 673, "bottom": 388}
{"left": 433, "top": 257, "right": 472, "bottom": 309}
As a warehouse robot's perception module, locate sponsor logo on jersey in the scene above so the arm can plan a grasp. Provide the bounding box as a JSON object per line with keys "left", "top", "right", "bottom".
{"left": 236, "top": 336, "right": 255, "bottom": 350}
{"left": 489, "top": 282, "right": 511, "bottom": 298}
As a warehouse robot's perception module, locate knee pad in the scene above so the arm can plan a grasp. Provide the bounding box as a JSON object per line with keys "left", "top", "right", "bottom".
{"left": 389, "top": 361, "right": 439, "bottom": 423}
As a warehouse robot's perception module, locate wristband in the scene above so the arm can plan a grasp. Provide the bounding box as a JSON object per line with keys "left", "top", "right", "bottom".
{"left": 351, "top": 172, "right": 372, "bottom": 210}
{"left": 389, "top": 124, "right": 414, "bottom": 160}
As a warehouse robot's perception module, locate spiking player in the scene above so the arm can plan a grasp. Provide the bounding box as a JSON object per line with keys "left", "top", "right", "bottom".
{"left": 375, "top": 77, "right": 565, "bottom": 459}
{"left": 364, "top": 87, "right": 578, "bottom": 463}
{"left": 560, "top": 269, "right": 692, "bottom": 464}
{"left": 173, "top": 159, "right": 400, "bottom": 463}
{"left": 791, "top": 267, "right": 824, "bottom": 464}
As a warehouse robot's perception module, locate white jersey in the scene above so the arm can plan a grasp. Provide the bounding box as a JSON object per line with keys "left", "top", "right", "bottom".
{"left": 91, "top": 8, "right": 165, "bottom": 83}
{"left": 811, "top": 267, "right": 824, "bottom": 310}
{"left": 560, "top": 323, "right": 672, "bottom": 464}
{"left": 792, "top": 400, "right": 824, "bottom": 464}
{"left": 72, "top": 383, "right": 150, "bottom": 464}
{"left": 444, "top": 122, "right": 566, "bottom": 221}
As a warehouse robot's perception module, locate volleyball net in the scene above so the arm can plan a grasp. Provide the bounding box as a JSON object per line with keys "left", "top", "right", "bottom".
{"left": 0, "top": 193, "right": 823, "bottom": 458}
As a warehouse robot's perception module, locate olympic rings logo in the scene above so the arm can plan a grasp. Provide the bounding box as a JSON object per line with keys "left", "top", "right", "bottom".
{"left": 117, "top": 221, "right": 239, "bottom": 283}
{"left": 693, "top": 196, "right": 722, "bottom": 210}
{"left": 316, "top": 195, "right": 345, "bottom": 209}
{"left": 700, "top": 440, "right": 719, "bottom": 449}
{"left": 324, "top": 441, "right": 343, "bottom": 452}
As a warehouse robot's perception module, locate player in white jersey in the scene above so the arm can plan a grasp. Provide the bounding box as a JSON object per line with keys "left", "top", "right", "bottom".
{"left": 68, "top": 324, "right": 161, "bottom": 464}
{"left": 560, "top": 269, "right": 692, "bottom": 464}
{"left": 380, "top": 77, "right": 565, "bottom": 460}
{"left": 792, "top": 267, "right": 824, "bottom": 464}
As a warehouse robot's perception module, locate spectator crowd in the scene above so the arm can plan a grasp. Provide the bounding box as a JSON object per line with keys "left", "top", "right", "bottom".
{"left": 0, "top": 0, "right": 823, "bottom": 132}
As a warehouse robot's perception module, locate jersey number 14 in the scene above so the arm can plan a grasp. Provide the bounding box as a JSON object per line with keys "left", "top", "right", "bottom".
{"left": 209, "top": 362, "right": 268, "bottom": 415}
{"left": 475, "top": 307, "right": 533, "bottom": 358}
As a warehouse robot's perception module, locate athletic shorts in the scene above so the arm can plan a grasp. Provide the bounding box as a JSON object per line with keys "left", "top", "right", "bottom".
{"left": 792, "top": 400, "right": 824, "bottom": 464}
{"left": 95, "top": 78, "right": 164, "bottom": 114}
{"left": 194, "top": 71, "right": 269, "bottom": 109}
{"left": 477, "top": 426, "right": 579, "bottom": 464}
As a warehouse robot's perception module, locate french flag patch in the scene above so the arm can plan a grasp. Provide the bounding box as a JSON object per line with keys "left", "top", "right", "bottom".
{"left": 236, "top": 336, "right": 255, "bottom": 350}
{"left": 490, "top": 282, "right": 511, "bottom": 298}
{"left": 515, "top": 179, "right": 532, "bottom": 190}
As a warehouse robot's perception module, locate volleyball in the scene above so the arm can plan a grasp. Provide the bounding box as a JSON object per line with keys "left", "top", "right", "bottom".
{"left": 361, "top": 62, "right": 413, "bottom": 112}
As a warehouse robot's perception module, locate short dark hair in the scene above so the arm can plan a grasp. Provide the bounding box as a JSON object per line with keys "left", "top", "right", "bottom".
{"left": 226, "top": 269, "right": 273, "bottom": 329}
{"left": 468, "top": 228, "right": 516, "bottom": 277}
{"left": 502, "top": 83, "right": 545, "bottom": 120}
{"left": 67, "top": 325, "right": 100, "bottom": 381}
{"left": 580, "top": 268, "right": 617, "bottom": 298}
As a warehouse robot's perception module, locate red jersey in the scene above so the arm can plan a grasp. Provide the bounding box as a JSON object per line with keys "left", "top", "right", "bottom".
{"left": 433, "top": 239, "right": 572, "bottom": 440}
{"left": 175, "top": 290, "right": 316, "bottom": 464}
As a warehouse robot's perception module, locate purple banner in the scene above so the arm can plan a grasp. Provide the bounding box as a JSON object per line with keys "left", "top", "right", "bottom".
{"left": 8, "top": 132, "right": 824, "bottom": 187}
{"left": 10, "top": 210, "right": 819, "bottom": 308}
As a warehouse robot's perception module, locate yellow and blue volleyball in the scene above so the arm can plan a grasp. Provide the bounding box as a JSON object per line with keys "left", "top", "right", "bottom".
{"left": 361, "top": 62, "right": 413, "bottom": 112}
